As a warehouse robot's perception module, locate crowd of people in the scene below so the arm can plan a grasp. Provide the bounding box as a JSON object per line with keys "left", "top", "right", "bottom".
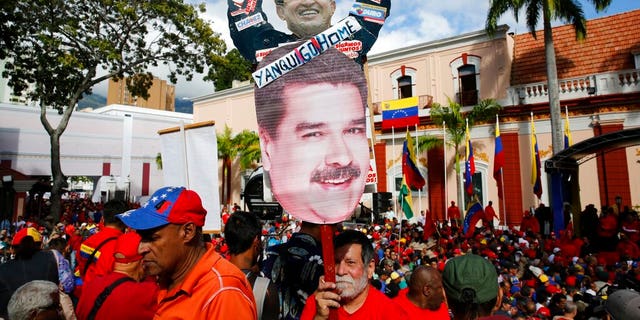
{"left": 0, "top": 188, "right": 639, "bottom": 320}
{"left": 3, "top": 0, "right": 638, "bottom": 318}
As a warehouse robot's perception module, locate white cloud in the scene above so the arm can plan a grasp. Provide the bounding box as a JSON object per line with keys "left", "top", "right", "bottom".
{"left": 91, "top": 0, "right": 637, "bottom": 99}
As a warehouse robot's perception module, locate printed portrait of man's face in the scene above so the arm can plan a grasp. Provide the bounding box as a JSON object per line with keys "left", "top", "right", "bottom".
{"left": 255, "top": 45, "right": 368, "bottom": 224}
{"left": 275, "top": 0, "right": 337, "bottom": 39}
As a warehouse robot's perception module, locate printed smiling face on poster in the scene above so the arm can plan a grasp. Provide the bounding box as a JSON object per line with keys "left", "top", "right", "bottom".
{"left": 254, "top": 41, "right": 369, "bottom": 224}
{"left": 228, "top": 0, "right": 390, "bottom": 66}
{"left": 275, "top": 0, "right": 337, "bottom": 39}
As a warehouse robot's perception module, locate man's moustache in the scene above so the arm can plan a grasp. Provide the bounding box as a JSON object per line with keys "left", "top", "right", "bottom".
{"left": 310, "top": 166, "right": 361, "bottom": 183}
{"left": 336, "top": 275, "right": 355, "bottom": 286}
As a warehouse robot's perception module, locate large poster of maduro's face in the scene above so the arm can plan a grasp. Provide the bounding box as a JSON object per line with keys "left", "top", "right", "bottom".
{"left": 254, "top": 44, "right": 368, "bottom": 224}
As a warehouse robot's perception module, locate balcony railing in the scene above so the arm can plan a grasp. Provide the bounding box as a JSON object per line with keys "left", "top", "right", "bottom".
{"left": 505, "top": 69, "right": 640, "bottom": 106}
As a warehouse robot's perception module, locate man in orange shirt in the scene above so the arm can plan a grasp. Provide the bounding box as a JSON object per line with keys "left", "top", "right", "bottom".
{"left": 118, "top": 186, "right": 256, "bottom": 319}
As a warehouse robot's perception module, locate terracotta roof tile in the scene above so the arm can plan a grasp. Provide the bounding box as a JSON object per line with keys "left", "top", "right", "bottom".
{"left": 511, "top": 9, "right": 640, "bottom": 85}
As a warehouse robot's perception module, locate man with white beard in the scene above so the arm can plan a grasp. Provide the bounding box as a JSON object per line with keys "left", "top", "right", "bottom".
{"left": 300, "top": 230, "right": 408, "bottom": 319}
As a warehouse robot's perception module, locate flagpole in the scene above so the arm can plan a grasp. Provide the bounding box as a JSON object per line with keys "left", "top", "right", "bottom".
{"left": 531, "top": 112, "right": 540, "bottom": 207}
{"left": 415, "top": 124, "right": 421, "bottom": 222}
{"left": 443, "top": 121, "right": 448, "bottom": 222}
{"left": 500, "top": 167, "right": 506, "bottom": 227}
{"left": 398, "top": 176, "right": 403, "bottom": 254}
{"left": 179, "top": 121, "right": 190, "bottom": 188}
{"left": 392, "top": 126, "right": 397, "bottom": 218}
{"left": 464, "top": 118, "right": 470, "bottom": 209}
{"left": 497, "top": 115, "right": 506, "bottom": 228}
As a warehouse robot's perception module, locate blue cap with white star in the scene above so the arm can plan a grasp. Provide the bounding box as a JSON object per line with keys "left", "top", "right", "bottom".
{"left": 117, "top": 186, "right": 207, "bottom": 230}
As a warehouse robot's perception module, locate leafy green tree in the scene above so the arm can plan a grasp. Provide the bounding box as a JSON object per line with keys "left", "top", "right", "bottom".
{"left": 233, "top": 130, "right": 262, "bottom": 170}
{"left": 486, "top": 0, "right": 611, "bottom": 155}
{"left": 217, "top": 125, "right": 261, "bottom": 205}
{"left": 206, "top": 48, "right": 254, "bottom": 91}
{"left": 430, "top": 98, "right": 501, "bottom": 206}
{"left": 0, "top": 0, "right": 226, "bottom": 221}
{"left": 416, "top": 135, "right": 443, "bottom": 155}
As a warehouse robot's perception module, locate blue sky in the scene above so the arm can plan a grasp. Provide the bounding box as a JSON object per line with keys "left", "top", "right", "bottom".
{"left": 100, "top": 1, "right": 639, "bottom": 99}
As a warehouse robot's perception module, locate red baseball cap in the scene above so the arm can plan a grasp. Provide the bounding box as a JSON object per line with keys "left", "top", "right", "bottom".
{"left": 114, "top": 232, "right": 143, "bottom": 263}
{"left": 118, "top": 186, "right": 207, "bottom": 230}
{"left": 12, "top": 227, "right": 42, "bottom": 246}
{"left": 537, "top": 307, "right": 551, "bottom": 317}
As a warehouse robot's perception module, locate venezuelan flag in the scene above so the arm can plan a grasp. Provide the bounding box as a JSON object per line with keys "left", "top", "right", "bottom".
{"left": 402, "top": 130, "right": 425, "bottom": 190}
{"left": 531, "top": 116, "right": 542, "bottom": 199}
{"left": 494, "top": 116, "right": 504, "bottom": 198}
{"left": 564, "top": 107, "right": 572, "bottom": 149}
{"left": 464, "top": 122, "right": 475, "bottom": 196}
{"left": 463, "top": 202, "right": 484, "bottom": 237}
{"left": 381, "top": 97, "right": 419, "bottom": 129}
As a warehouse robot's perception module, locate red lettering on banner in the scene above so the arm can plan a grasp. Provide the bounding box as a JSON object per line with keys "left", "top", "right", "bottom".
{"left": 366, "top": 163, "right": 377, "bottom": 184}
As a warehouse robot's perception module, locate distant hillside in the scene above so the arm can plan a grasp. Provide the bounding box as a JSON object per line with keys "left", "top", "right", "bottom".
{"left": 78, "top": 93, "right": 107, "bottom": 110}
{"left": 77, "top": 93, "right": 193, "bottom": 114}
{"left": 175, "top": 98, "right": 193, "bottom": 114}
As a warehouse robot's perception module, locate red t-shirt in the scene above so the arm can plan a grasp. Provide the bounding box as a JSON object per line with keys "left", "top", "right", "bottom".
{"left": 393, "top": 291, "right": 449, "bottom": 320}
{"left": 448, "top": 206, "right": 461, "bottom": 220}
{"left": 622, "top": 220, "right": 640, "bottom": 242}
{"left": 521, "top": 216, "right": 540, "bottom": 234}
{"left": 617, "top": 240, "right": 640, "bottom": 259}
{"left": 300, "top": 286, "right": 408, "bottom": 320}
{"left": 75, "top": 227, "right": 123, "bottom": 285}
{"left": 484, "top": 206, "right": 498, "bottom": 225}
{"left": 598, "top": 215, "right": 618, "bottom": 238}
{"left": 76, "top": 272, "right": 158, "bottom": 320}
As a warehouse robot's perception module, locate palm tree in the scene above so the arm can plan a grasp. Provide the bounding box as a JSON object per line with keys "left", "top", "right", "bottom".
{"left": 486, "top": 0, "right": 611, "bottom": 155}
{"left": 430, "top": 98, "right": 501, "bottom": 207}
{"left": 233, "top": 130, "right": 262, "bottom": 170}
{"left": 416, "top": 135, "right": 443, "bottom": 155}
{"left": 217, "top": 125, "right": 261, "bottom": 205}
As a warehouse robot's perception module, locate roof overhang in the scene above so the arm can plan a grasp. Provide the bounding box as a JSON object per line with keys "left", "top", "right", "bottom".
{"left": 545, "top": 127, "right": 640, "bottom": 172}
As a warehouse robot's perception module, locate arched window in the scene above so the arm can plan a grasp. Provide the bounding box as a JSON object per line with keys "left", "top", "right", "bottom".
{"left": 390, "top": 67, "right": 417, "bottom": 99}
{"left": 458, "top": 65, "right": 478, "bottom": 106}
{"left": 450, "top": 55, "right": 481, "bottom": 106}
{"left": 397, "top": 75, "right": 413, "bottom": 99}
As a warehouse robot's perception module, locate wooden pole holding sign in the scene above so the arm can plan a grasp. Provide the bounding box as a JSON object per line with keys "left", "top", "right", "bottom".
{"left": 320, "top": 225, "right": 338, "bottom": 320}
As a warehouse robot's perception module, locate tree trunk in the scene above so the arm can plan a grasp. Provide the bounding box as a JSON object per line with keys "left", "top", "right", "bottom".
{"left": 220, "top": 156, "right": 233, "bottom": 206}
{"left": 39, "top": 98, "right": 76, "bottom": 223}
{"left": 49, "top": 131, "right": 65, "bottom": 222}
{"left": 543, "top": 1, "right": 563, "bottom": 155}
{"left": 221, "top": 157, "right": 227, "bottom": 206}
{"left": 225, "top": 157, "right": 232, "bottom": 205}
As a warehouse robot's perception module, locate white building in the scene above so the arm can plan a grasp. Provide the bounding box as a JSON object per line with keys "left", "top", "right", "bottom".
{"left": 0, "top": 102, "right": 192, "bottom": 217}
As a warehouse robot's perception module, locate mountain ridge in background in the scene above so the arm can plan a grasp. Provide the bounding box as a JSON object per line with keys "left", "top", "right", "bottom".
{"left": 78, "top": 93, "right": 193, "bottom": 114}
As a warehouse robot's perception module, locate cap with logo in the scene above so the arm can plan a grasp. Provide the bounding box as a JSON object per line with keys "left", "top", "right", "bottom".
{"left": 117, "top": 186, "right": 207, "bottom": 230}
